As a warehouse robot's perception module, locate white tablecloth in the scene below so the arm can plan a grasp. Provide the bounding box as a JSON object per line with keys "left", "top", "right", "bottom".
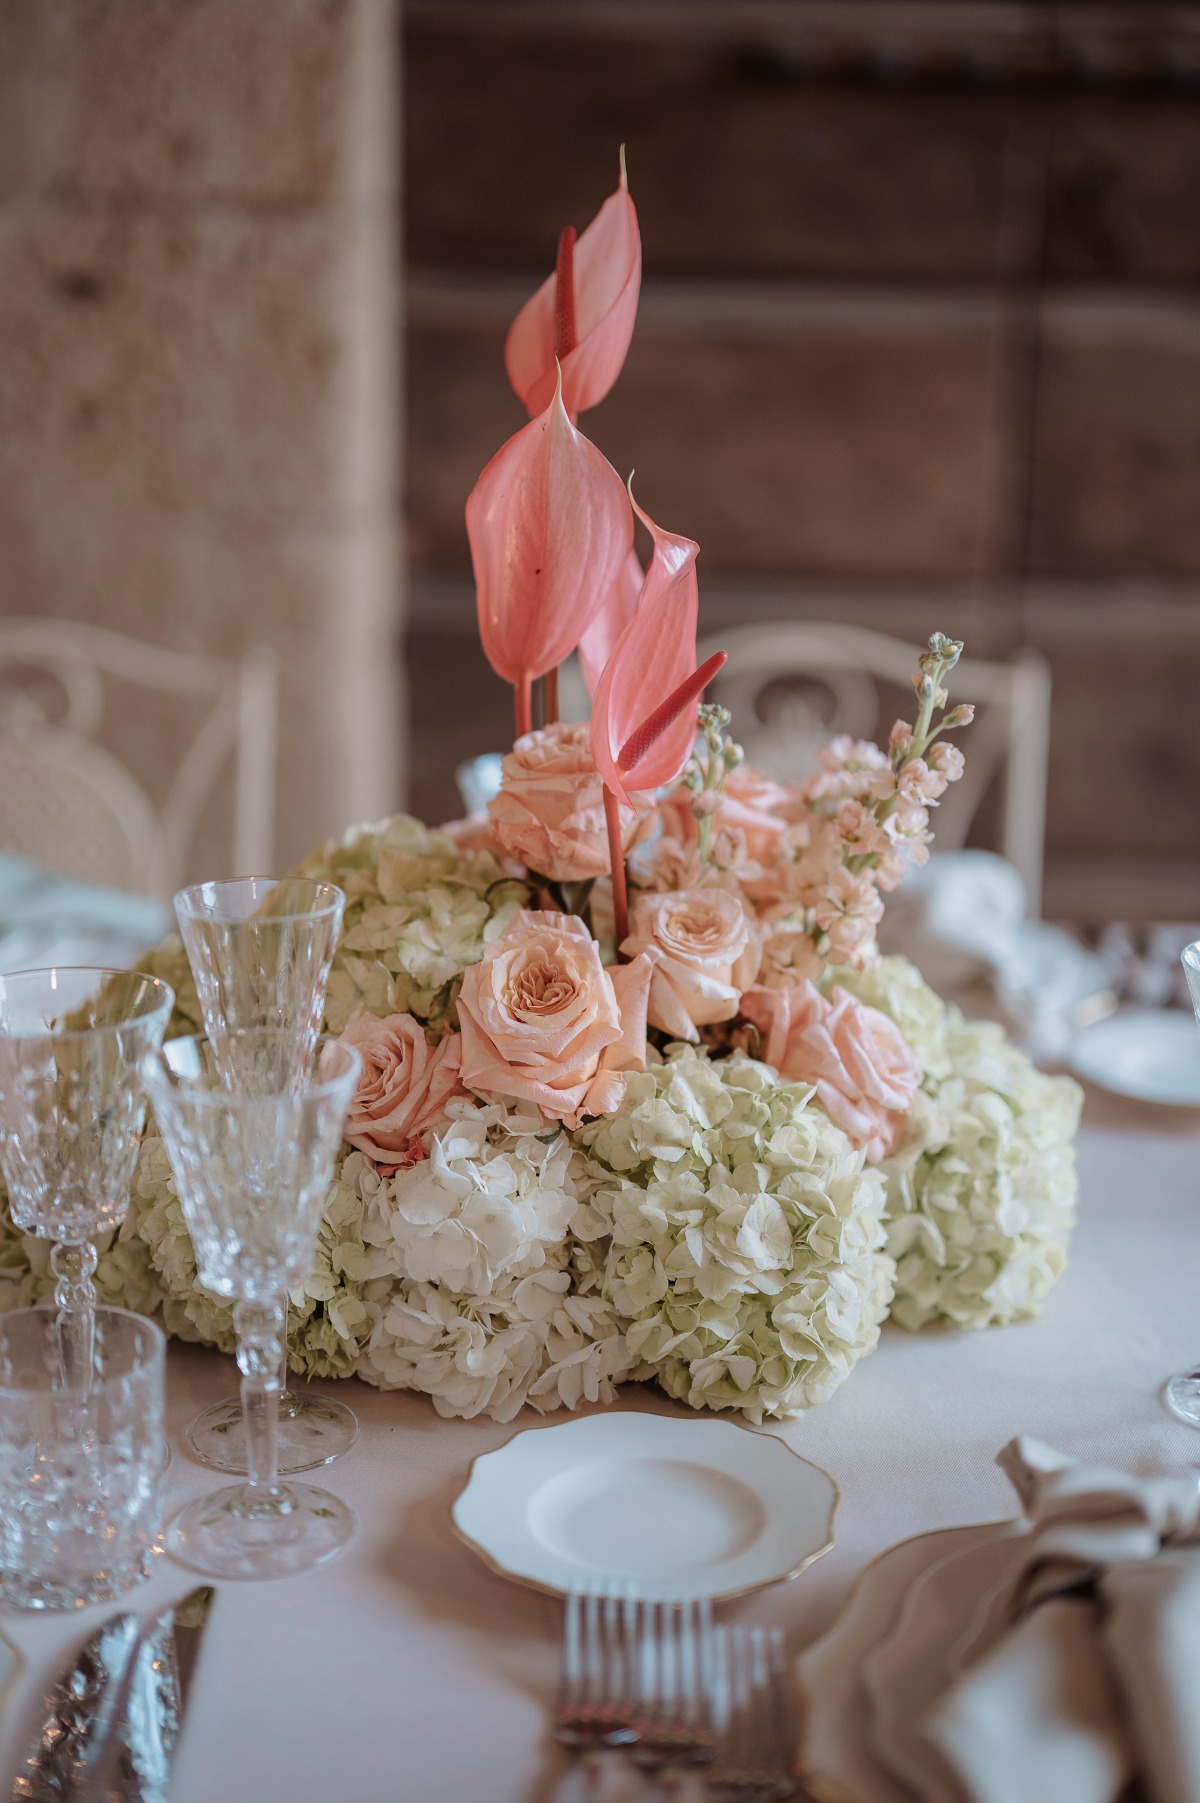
{"left": 2, "top": 1098, "right": 1199, "bottom": 1802}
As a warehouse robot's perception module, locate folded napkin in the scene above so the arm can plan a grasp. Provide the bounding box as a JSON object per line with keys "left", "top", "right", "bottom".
{"left": 872, "top": 1439, "right": 1200, "bottom": 1803}
{"left": 0, "top": 849, "right": 169, "bottom": 975}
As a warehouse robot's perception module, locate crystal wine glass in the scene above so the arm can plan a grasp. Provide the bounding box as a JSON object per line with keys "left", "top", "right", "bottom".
{"left": 0, "top": 968, "right": 174, "bottom": 1387}
{"left": 143, "top": 1030, "right": 361, "bottom": 1579}
{"left": 1163, "top": 940, "right": 1200, "bottom": 1425}
{"left": 174, "top": 876, "right": 352, "bottom": 1473}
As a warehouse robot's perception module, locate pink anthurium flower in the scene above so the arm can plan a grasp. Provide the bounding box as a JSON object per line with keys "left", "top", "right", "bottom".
{"left": 505, "top": 153, "right": 641, "bottom": 420}
{"left": 589, "top": 495, "right": 726, "bottom": 945}
{"left": 465, "top": 369, "right": 634, "bottom": 738}
{"left": 590, "top": 497, "right": 722, "bottom": 806}
{"left": 578, "top": 546, "right": 642, "bottom": 695}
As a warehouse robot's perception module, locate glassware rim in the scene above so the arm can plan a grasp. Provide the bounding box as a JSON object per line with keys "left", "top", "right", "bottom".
{"left": 1183, "top": 941, "right": 1199, "bottom": 976}
{"left": 143, "top": 1029, "right": 361, "bottom": 1107}
{"left": 173, "top": 876, "right": 345, "bottom": 928}
{"left": 0, "top": 967, "right": 176, "bottom": 1044}
{"left": 0, "top": 1302, "right": 166, "bottom": 1399}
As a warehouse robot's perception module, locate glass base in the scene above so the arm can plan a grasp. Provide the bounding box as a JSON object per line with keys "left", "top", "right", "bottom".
{"left": 1163, "top": 1371, "right": 1200, "bottom": 1427}
{"left": 167, "top": 1481, "right": 355, "bottom": 1580}
{"left": 187, "top": 1389, "right": 359, "bottom": 1474}
{"left": 1, "top": 1546, "right": 153, "bottom": 1612}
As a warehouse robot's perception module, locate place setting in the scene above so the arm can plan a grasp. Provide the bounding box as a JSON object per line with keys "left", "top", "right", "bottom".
{"left": 2, "top": 125, "right": 1200, "bottom": 1803}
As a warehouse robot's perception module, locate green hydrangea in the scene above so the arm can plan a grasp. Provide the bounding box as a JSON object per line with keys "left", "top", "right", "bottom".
{"left": 577, "top": 1044, "right": 893, "bottom": 1423}
{"left": 879, "top": 1008, "right": 1082, "bottom": 1331}
{"left": 0, "top": 1177, "right": 168, "bottom": 1319}
{"left": 122, "top": 1129, "right": 372, "bottom": 1378}
{"left": 131, "top": 934, "right": 204, "bottom": 1039}
{"left": 292, "top": 813, "right": 525, "bottom": 1033}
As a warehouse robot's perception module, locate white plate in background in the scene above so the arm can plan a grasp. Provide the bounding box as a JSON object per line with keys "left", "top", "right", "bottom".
{"left": 1068, "top": 1010, "right": 1200, "bottom": 1107}
{"left": 452, "top": 1410, "right": 837, "bottom": 1602}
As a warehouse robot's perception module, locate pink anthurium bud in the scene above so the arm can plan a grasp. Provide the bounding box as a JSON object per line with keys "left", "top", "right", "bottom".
{"left": 578, "top": 546, "right": 642, "bottom": 695}
{"left": 466, "top": 369, "right": 634, "bottom": 737}
{"left": 505, "top": 152, "right": 641, "bottom": 419}
{"left": 590, "top": 496, "right": 720, "bottom": 808}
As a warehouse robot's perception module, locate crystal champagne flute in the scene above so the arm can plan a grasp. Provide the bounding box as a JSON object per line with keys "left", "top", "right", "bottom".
{"left": 0, "top": 968, "right": 174, "bottom": 1387}
{"left": 173, "top": 876, "right": 352, "bottom": 1473}
{"left": 143, "top": 1030, "right": 361, "bottom": 1579}
{"left": 1164, "top": 940, "right": 1200, "bottom": 1425}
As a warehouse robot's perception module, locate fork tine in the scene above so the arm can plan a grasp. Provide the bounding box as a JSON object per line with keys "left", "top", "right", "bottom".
{"left": 766, "top": 1624, "right": 794, "bottom": 1775}
{"left": 584, "top": 1590, "right": 602, "bottom": 1712}
{"left": 730, "top": 1626, "right": 750, "bottom": 1765}
{"left": 563, "top": 1588, "right": 583, "bottom": 1707}
{"left": 750, "top": 1627, "right": 770, "bottom": 1755}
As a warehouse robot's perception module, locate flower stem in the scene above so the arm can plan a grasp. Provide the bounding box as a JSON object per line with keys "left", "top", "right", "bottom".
{"left": 514, "top": 675, "right": 532, "bottom": 740}
{"left": 604, "top": 785, "right": 629, "bottom": 952}
{"left": 544, "top": 665, "right": 559, "bottom": 727}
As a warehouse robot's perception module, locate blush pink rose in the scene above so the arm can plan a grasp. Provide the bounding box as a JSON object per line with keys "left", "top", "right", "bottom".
{"left": 740, "top": 980, "right": 921, "bottom": 1163}
{"left": 338, "top": 1013, "right": 465, "bottom": 1171}
{"left": 457, "top": 910, "right": 652, "bottom": 1126}
{"left": 621, "top": 888, "right": 761, "bottom": 1042}
{"left": 487, "top": 723, "right": 651, "bottom": 884}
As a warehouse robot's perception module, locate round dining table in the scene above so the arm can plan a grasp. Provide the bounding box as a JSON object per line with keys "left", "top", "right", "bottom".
{"left": 1, "top": 1087, "right": 1198, "bottom": 1802}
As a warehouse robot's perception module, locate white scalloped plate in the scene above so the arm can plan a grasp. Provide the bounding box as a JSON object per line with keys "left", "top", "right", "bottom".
{"left": 452, "top": 1410, "right": 837, "bottom": 1602}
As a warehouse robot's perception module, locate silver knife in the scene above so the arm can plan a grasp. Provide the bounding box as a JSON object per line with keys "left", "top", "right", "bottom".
{"left": 9, "top": 1615, "right": 140, "bottom": 1802}
{"left": 93, "top": 1587, "right": 217, "bottom": 1803}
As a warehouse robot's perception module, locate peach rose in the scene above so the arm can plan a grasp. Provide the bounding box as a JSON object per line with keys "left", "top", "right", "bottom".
{"left": 457, "top": 910, "right": 652, "bottom": 1126}
{"left": 621, "top": 889, "right": 761, "bottom": 1043}
{"left": 338, "top": 1013, "right": 465, "bottom": 1171}
{"left": 741, "top": 980, "right": 921, "bottom": 1163}
{"left": 487, "top": 723, "right": 651, "bottom": 884}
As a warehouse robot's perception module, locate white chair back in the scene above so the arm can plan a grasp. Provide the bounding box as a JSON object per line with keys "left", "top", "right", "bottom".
{"left": 0, "top": 620, "right": 278, "bottom": 899}
{"left": 696, "top": 622, "right": 1051, "bottom": 916}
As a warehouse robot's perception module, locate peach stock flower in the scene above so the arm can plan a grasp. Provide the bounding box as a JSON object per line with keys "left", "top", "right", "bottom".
{"left": 338, "top": 1014, "right": 465, "bottom": 1171}
{"left": 741, "top": 980, "right": 921, "bottom": 1162}
{"left": 457, "top": 911, "right": 651, "bottom": 1126}
{"left": 656, "top": 764, "right": 792, "bottom": 903}
{"left": 622, "top": 889, "right": 761, "bottom": 1042}
{"left": 488, "top": 723, "right": 651, "bottom": 883}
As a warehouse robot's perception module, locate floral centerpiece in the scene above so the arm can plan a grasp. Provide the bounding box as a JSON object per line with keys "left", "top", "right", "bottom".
{"left": 0, "top": 162, "right": 1082, "bottom": 1423}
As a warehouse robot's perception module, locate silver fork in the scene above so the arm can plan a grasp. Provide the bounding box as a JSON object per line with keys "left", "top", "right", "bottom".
{"left": 630, "top": 1597, "right": 716, "bottom": 1795}
{"left": 709, "top": 1624, "right": 804, "bottom": 1802}
{"left": 554, "top": 1588, "right": 642, "bottom": 1800}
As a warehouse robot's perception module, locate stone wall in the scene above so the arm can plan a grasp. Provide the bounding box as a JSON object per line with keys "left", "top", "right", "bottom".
{"left": 0, "top": 0, "right": 402, "bottom": 873}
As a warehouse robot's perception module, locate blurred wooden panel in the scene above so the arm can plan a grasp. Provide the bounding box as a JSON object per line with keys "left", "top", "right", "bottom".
{"left": 1029, "top": 299, "right": 1200, "bottom": 578}
{"left": 1046, "top": 99, "right": 1200, "bottom": 286}
{"left": 406, "top": 28, "right": 1029, "bottom": 283}
{"left": 1028, "top": 599, "right": 1200, "bottom": 860}
{"left": 408, "top": 285, "right": 1014, "bottom": 581}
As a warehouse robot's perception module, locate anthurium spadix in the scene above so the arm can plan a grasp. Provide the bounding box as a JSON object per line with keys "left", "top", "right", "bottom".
{"left": 505, "top": 154, "right": 641, "bottom": 420}
{"left": 465, "top": 370, "right": 634, "bottom": 738}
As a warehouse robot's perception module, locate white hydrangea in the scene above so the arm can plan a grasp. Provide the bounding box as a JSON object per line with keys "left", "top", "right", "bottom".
{"left": 881, "top": 1010, "right": 1082, "bottom": 1331}
{"left": 355, "top": 1098, "right": 638, "bottom": 1420}
{"left": 578, "top": 1045, "right": 894, "bottom": 1423}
